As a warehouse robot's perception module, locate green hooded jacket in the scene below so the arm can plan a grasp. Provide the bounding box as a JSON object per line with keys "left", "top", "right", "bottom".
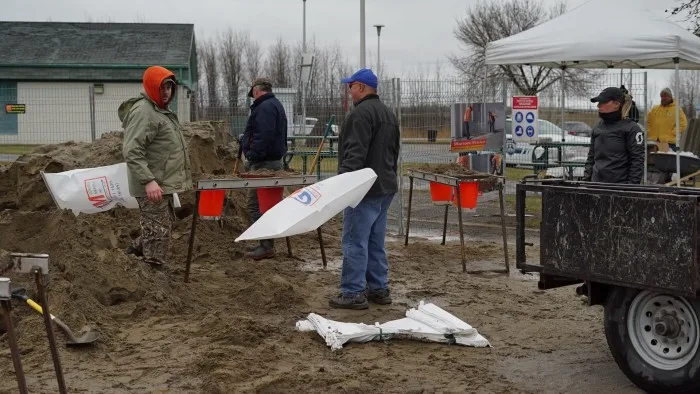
{"left": 119, "top": 92, "right": 192, "bottom": 198}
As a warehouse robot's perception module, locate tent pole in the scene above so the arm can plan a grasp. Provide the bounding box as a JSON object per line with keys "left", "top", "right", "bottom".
{"left": 675, "top": 58, "right": 681, "bottom": 187}
{"left": 560, "top": 65, "right": 566, "bottom": 143}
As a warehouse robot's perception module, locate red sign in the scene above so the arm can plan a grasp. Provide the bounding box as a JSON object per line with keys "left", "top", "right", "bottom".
{"left": 512, "top": 96, "right": 538, "bottom": 110}
{"left": 450, "top": 138, "right": 487, "bottom": 153}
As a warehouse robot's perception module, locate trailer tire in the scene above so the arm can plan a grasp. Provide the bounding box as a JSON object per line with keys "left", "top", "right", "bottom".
{"left": 604, "top": 287, "right": 700, "bottom": 394}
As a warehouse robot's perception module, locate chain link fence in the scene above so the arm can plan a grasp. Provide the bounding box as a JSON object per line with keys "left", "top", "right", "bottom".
{"left": 0, "top": 72, "right": 649, "bottom": 236}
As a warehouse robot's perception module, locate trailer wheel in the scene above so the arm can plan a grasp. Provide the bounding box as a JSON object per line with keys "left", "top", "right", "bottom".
{"left": 604, "top": 287, "right": 700, "bottom": 394}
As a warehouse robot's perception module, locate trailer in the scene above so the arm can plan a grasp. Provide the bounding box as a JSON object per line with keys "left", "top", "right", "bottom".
{"left": 516, "top": 180, "right": 700, "bottom": 394}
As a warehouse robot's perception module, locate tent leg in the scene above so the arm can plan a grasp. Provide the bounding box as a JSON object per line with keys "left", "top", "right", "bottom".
{"left": 560, "top": 65, "right": 566, "bottom": 147}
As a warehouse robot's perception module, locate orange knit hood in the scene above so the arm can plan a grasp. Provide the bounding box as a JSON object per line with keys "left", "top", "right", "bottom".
{"left": 143, "top": 66, "right": 176, "bottom": 109}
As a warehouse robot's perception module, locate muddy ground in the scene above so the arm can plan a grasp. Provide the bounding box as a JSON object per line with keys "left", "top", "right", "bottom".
{"left": 0, "top": 126, "right": 642, "bottom": 393}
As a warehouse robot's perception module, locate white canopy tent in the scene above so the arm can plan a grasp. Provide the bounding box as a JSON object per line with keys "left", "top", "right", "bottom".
{"left": 485, "top": 0, "right": 700, "bottom": 185}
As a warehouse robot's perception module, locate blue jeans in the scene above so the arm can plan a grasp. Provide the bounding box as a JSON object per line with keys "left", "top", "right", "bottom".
{"left": 340, "top": 193, "right": 394, "bottom": 296}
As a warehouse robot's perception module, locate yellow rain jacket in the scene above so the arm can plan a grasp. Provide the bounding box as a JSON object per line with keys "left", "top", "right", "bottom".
{"left": 646, "top": 101, "right": 687, "bottom": 144}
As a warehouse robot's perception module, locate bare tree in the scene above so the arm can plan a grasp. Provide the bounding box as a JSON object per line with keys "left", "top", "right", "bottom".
{"left": 218, "top": 28, "right": 248, "bottom": 109}
{"left": 672, "top": 70, "right": 700, "bottom": 117}
{"left": 265, "top": 37, "right": 293, "bottom": 87}
{"left": 197, "top": 38, "right": 220, "bottom": 111}
{"left": 668, "top": 1, "right": 700, "bottom": 35}
{"left": 244, "top": 39, "right": 263, "bottom": 83}
{"left": 449, "top": 0, "right": 595, "bottom": 96}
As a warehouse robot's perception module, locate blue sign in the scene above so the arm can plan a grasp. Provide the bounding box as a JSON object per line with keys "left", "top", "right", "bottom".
{"left": 514, "top": 125, "right": 524, "bottom": 137}
{"left": 514, "top": 112, "right": 524, "bottom": 123}
{"left": 526, "top": 126, "right": 535, "bottom": 137}
{"left": 525, "top": 112, "right": 535, "bottom": 123}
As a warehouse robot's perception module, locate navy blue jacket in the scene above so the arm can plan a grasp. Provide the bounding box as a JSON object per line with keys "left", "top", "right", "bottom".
{"left": 242, "top": 93, "right": 287, "bottom": 162}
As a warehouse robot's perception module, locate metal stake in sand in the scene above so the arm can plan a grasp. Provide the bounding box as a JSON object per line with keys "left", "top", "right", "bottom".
{"left": 32, "top": 262, "right": 67, "bottom": 394}
{"left": 0, "top": 277, "right": 28, "bottom": 394}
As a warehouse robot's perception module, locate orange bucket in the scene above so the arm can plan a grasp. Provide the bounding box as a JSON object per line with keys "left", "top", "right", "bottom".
{"left": 429, "top": 181, "right": 454, "bottom": 204}
{"left": 454, "top": 181, "right": 480, "bottom": 209}
{"left": 257, "top": 187, "right": 284, "bottom": 213}
{"left": 198, "top": 190, "right": 225, "bottom": 216}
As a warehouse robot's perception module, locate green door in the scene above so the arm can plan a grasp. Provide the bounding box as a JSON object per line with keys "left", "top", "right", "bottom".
{"left": 0, "top": 81, "right": 18, "bottom": 135}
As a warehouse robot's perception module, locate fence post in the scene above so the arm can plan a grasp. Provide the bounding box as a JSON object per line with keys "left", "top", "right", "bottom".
{"left": 395, "top": 77, "right": 405, "bottom": 236}
{"left": 88, "top": 85, "right": 96, "bottom": 142}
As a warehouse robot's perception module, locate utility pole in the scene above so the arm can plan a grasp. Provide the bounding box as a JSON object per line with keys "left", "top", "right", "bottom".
{"left": 360, "top": 0, "right": 366, "bottom": 68}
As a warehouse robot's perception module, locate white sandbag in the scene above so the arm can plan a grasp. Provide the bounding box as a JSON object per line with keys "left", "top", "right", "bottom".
{"left": 41, "top": 162, "right": 139, "bottom": 215}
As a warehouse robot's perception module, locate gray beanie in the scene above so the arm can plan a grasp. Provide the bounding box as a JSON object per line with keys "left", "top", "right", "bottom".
{"left": 661, "top": 87, "right": 673, "bottom": 97}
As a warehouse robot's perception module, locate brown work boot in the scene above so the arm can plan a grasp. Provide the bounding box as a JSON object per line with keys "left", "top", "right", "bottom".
{"left": 246, "top": 246, "right": 275, "bottom": 261}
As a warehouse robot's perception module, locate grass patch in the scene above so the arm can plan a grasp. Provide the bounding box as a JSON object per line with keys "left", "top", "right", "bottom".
{"left": 505, "top": 194, "right": 542, "bottom": 228}
{"left": 505, "top": 167, "right": 535, "bottom": 182}
{"left": 0, "top": 144, "right": 37, "bottom": 155}
{"left": 284, "top": 155, "right": 338, "bottom": 174}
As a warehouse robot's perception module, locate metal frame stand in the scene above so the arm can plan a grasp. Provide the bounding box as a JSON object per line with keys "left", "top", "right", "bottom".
{"left": 4, "top": 254, "right": 66, "bottom": 393}
{"left": 1, "top": 278, "right": 28, "bottom": 394}
{"left": 403, "top": 170, "right": 509, "bottom": 274}
{"left": 184, "top": 175, "right": 324, "bottom": 282}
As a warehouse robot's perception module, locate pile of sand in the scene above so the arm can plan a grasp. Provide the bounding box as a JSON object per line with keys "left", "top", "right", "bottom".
{"left": 0, "top": 121, "right": 236, "bottom": 211}
{"left": 0, "top": 121, "right": 251, "bottom": 340}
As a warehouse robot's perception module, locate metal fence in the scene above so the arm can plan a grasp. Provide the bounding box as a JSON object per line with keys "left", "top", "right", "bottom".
{"left": 0, "top": 83, "right": 193, "bottom": 145}
{"left": 0, "top": 72, "right": 649, "bottom": 235}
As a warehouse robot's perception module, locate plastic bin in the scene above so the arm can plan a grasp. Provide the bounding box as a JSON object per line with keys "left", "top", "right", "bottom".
{"left": 429, "top": 182, "right": 454, "bottom": 205}
{"left": 257, "top": 187, "right": 284, "bottom": 213}
{"left": 198, "top": 190, "right": 225, "bottom": 216}
{"left": 454, "top": 181, "right": 480, "bottom": 209}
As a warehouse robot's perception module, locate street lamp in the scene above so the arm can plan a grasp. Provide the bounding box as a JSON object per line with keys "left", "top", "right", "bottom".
{"left": 373, "top": 24, "right": 384, "bottom": 81}
{"left": 360, "top": 0, "right": 366, "bottom": 68}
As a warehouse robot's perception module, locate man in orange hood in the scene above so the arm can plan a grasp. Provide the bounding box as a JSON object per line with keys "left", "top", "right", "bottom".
{"left": 119, "top": 66, "right": 192, "bottom": 266}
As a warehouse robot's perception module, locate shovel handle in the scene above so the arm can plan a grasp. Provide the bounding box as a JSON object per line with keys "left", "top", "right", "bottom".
{"left": 19, "top": 296, "right": 78, "bottom": 343}
{"left": 25, "top": 298, "right": 56, "bottom": 320}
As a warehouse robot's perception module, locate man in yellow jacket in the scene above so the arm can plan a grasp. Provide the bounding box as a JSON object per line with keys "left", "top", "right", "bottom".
{"left": 647, "top": 87, "right": 687, "bottom": 151}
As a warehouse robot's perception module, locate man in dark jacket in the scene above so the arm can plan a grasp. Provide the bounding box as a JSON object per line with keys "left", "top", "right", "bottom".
{"left": 242, "top": 77, "right": 288, "bottom": 260}
{"left": 584, "top": 87, "right": 645, "bottom": 184}
{"left": 330, "top": 68, "right": 401, "bottom": 309}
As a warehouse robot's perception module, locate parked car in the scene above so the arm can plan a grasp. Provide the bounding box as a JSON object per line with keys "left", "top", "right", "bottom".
{"left": 505, "top": 118, "right": 590, "bottom": 167}
{"left": 563, "top": 121, "right": 593, "bottom": 137}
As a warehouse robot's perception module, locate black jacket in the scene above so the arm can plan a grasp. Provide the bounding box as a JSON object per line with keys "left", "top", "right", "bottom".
{"left": 583, "top": 118, "right": 645, "bottom": 184}
{"left": 338, "top": 94, "right": 400, "bottom": 196}
{"left": 242, "top": 93, "right": 287, "bottom": 162}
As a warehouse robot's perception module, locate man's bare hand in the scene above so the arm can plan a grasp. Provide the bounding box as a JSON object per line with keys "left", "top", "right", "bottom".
{"left": 145, "top": 180, "right": 163, "bottom": 202}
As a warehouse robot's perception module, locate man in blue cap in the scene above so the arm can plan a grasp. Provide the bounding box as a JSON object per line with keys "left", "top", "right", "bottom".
{"left": 330, "top": 68, "right": 401, "bottom": 309}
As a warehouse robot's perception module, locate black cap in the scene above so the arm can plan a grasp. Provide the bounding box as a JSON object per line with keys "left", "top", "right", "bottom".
{"left": 591, "top": 87, "right": 625, "bottom": 104}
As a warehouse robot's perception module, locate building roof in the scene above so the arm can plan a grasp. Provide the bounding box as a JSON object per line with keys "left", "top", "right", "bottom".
{"left": 0, "top": 22, "right": 197, "bottom": 86}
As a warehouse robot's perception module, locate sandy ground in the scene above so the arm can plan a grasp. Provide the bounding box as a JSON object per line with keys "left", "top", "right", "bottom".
{"left": 0, "top": 124, "right": 643, "bottom": 393}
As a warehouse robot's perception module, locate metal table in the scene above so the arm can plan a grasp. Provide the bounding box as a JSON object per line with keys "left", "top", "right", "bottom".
{"left": 404, "top": 170, "right": 509, "bottom": 274}
{"left": 184, "top": 175, "right": 324, "bottom": 282}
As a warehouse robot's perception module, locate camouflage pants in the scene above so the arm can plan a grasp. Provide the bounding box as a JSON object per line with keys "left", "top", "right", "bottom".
{"left": 134, "top": 195, "right": 174, "bottom": 264}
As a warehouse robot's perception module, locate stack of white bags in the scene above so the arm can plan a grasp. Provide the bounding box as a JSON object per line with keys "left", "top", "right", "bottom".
{"left": 296, "top": 301, "right": 490, "bottom": 351}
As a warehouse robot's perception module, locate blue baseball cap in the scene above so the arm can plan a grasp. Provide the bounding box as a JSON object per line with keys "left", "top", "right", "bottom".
{"left": 341, "top": 68, "right": 378, "bottom": 89}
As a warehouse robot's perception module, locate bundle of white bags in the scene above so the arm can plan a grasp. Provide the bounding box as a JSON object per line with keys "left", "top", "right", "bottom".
{"left": 296, "top": 301, "right": 490, "bottom": 351}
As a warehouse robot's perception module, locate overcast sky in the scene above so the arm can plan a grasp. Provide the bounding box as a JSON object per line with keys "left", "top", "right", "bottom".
{"left": 3, "top": 0, "right": 691, "bottom": 105}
